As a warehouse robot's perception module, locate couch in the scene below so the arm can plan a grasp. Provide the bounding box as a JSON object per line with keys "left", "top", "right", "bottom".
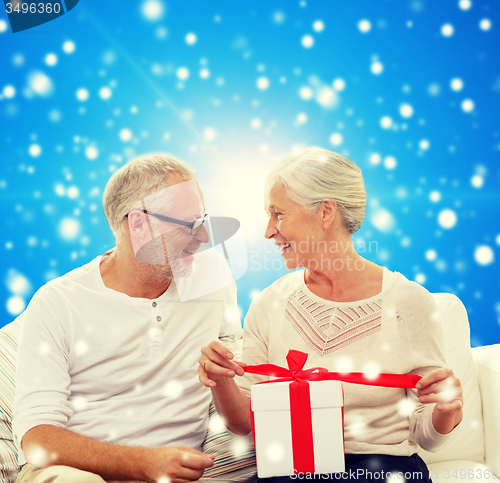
{"left": 1, "top": 293, "right": 499, "bottom": 482}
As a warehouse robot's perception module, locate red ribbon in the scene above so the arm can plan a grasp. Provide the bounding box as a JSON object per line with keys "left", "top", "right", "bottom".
{"left": 246, "top": 350, "right": 422, "bottom": 475}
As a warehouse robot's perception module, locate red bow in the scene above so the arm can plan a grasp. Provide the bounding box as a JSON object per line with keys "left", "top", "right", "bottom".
{"left": 245, "top": 349, "right": 422, "bottom": 388}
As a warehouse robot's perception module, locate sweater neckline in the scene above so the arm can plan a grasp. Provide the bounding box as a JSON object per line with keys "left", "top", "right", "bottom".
{"left": 298, "top": 267, "right": 399, "bottom": 307}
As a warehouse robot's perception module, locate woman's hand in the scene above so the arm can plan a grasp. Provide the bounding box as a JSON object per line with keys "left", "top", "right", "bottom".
{"left": 199, "top": 340, "right": 247, "bottom": 388}
{"left": 416, "top": 367, "right": 463, "bottom": 434}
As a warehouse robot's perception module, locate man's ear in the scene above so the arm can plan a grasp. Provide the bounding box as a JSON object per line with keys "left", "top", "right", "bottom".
{"left": 321, "top": 199, "right": 337, "bottom": 230}
{"left": 127, "top": 210, "right": 149, "bottom": 240}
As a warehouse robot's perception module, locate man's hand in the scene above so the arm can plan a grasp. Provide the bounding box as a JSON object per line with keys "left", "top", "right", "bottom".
{"left": 143, "top": 446, "right": 215, "bottom": 483}
{"left": 416, "top": 367, "right": 463, "bottom": 434}
{"left": 199, "top": 340, "right": 247, "bottom": 388}
{"left": 22, "top": 426, "right": 214, "bottom": 483}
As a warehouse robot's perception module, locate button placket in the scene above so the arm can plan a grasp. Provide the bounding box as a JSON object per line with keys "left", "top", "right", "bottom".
{"left": 150, "top": 301, "right": 163, "bottom": 359}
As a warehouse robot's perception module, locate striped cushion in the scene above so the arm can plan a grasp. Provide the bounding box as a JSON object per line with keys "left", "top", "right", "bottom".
{"left": 201, "top": 401, "right": 256, "bottom": 480}
{"left": 0, "top": 316, "right": 22, "bottom": 483}
{"left": 1, "top": 439, "right": 18, "bottom": 483}
{"left": 201, "top": 336, "right": 257, "bottom": 480}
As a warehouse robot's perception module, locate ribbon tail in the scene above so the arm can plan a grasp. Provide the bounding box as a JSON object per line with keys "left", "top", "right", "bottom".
{"left": 245, "top": 364, "right": 292, "bottom": 378}
{"left": 290, "top": 380, "right": 315, "bottom": 474}
{"left": 327, "top": 372, "right": 421, "bottom": 388}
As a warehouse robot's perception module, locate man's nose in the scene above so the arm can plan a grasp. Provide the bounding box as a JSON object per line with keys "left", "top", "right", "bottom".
{"left": 194, "top": 223, "right": 210, "bottom": 243}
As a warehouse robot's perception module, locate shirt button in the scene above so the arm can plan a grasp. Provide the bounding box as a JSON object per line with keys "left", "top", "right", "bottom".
{"left": 152, "top": 302, "right": 157, "bottom": 308}
{"left": 157, "top": 316, "right": 161, "bottom": 322}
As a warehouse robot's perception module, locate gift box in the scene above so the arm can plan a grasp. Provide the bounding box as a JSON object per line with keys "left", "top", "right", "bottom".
{"left": 251, "top": 379, "right": 344, "bottom": 478}
{"left": 245, "top": 350, "right": 421, "bottom": 479}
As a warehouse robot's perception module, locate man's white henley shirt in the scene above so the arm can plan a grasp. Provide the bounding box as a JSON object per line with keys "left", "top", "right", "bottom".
{"left": 13, "top": 252, "right": 241, "bottom": 464}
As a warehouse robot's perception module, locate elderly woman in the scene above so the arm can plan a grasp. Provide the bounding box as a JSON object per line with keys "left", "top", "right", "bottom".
{"left": 199, "top": 147, "right": 463, "bottom": 482}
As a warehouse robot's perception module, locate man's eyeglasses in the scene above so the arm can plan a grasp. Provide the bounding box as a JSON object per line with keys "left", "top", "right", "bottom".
{"left": 126, "top": 210, "right": 209, "bottom": 236}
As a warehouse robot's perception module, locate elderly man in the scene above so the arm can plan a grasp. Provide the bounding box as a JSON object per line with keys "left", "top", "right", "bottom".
{"left": 13, "top": 153, "right": 241, "bottom": 483}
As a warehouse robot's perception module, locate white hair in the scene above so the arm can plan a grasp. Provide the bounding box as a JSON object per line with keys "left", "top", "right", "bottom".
{"left": 265, "top": 147, "right": 366, "bottom": 233}
{"left": 103, "top": 153, "right": 198, "bottom": 237}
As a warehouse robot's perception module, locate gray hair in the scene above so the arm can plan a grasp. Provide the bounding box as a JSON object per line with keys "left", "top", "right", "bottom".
{"left": 265, "top": 147, "right": 366, "bottom": 233}
{"left": 103, "top": 153, "right": 198, "bottom": 237}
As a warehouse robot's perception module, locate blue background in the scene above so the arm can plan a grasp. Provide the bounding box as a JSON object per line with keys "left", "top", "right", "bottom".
{"left": 1, "top": 0, "right": 499, "bottom": 346}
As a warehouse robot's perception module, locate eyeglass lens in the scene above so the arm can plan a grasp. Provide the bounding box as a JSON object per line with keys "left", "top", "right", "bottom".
{"left": 190, "top": 216, "right": 207, "bottom": 235}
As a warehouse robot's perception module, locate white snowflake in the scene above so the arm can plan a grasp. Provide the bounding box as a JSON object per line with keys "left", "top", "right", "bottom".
{"left": 250, "top": 118, "right": 262, "bottom": 130}
{"left": 62, "top": 40, "right": 75, "bottom": 54}
{"left": 176, "top": 67, "right": 189, "bottom": 80}
{"left": 141, "top": 0, "right": 165, "bottom": 21}
{"left": 437, "top": 209, "right": 457, "bottom": 229}
{"left": 461, "top": 99, "right": 474, "bottom": 112}
{"left": 429, "top": 190, "right": 441, "bottom": 203}
{"left": 333, "top": 78, "right": 345, "bottom": 91}
{"left": 76, "top": 88, "right": 89, "bottom": 101}
{"left": 474, "top": 246, "right": 494, "bottom": 265}
{"left": 45, "top": 53, "right": 58, "bottom": 66}
{"left": 450, "top": 78, "right": 463, "bottom": 91}
{"left": 264, "top": 442, "right": 285, "bottom": 462}
{"left": 441, "top": 24, "right": 454, "bottom": 37}
{"left": 479, "top": 19, "right": 491, "bottom": 31}
{"left": 7, "top": 296, "right": 26, "bottom": 316}
{"left": 384, "top": 156, "right": 397, "bottom": 170}
{"left": 313, "top": 20, "right": 324, "bottom": 32}
{"left": 346, "top": 417, "right": 367, "bottom": 437}
{"left": 203, "top": 127, "right": 216, "bottom": 141}
{"left": 358, "top": 19, "right": 371, "bottom": 33}
{"left": 299, "top": 86, "right": 314, "bottom": 100}
{"left": 371, "top": 62, "right": 383, "bottom": 75}
{"left": 74, "top": 340, "right": 89, "bottom": 356}
{"left": 163, "top": 380, "right": 183, "bottom": 398}
{"left": 67, "top": 186, "right": 79, "bottom": 199}
{"left": 185, "top": 32, "right": 197, "bottom": 45}
{"left": 335, "top": 356, "right": 353, "bottom": 374}
{"left": 256, "top": 77, "right": 270, "bottom": 90}
{"left": 362, "top": 362, "right": 381, "bottom": 380}
{"left": 295, "top": 113, "right": 308, "bottom": 125}
{"left": 329, "top": 133, "right": 343, "bottom": 146}
{"left": 120, "top": 128, "right": 133, "bottom": 142}
{"left": 25, "top": 445, "right": 53, "bottom": 467}
{"left": 316, "top": 86, "right": 337, "bottom": 109}
{"left": 301, "top": 35, "right": 314, "bottom": 48}
{"left": 72, "top": 396, "right": 88, "bottom": 411}
{"left": 399, "top": 104, "right": 413, "bottom": 118}
{"left": 28, "top": 71, "right": 53, "bottom": 97}
{"left": 3, "top": 85, "right": 16, "bottom": 98}
{"left": 471, "top": 175, "right": 483, "bottom": 188}
{"left": 99, "top": 87, "right": 112, "bottom": 100}
{"left": 397, "top": 397, "right": 417, "bottom": 416}
{"left": 58, "top": 218, "right": 81, "bottom": 240}
{"left": 380, "top": 116, "right": 392, "bottom": 129}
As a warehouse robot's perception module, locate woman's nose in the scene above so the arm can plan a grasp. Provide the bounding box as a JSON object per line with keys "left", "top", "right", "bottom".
{"left": 265, "top": 218, "right": 277, "bottom": 239}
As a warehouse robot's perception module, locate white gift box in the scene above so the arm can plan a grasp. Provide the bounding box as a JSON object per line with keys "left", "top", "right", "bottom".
{"left": 251, "top": 379, "right": 345, "bottom": 478}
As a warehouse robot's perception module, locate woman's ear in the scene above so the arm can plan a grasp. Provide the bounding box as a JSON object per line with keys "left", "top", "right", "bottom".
{"left": 321, "top": 200, "right": 337, "bottom": 230}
